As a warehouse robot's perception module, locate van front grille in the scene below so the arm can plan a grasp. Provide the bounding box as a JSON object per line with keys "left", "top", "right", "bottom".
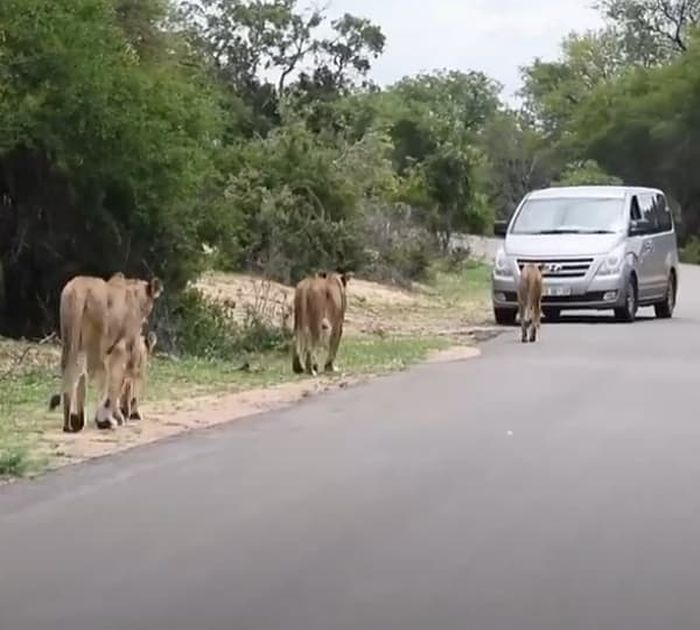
{"left": 502, "top": 291, "right": 607, "bottom": 304}
{"left": 517, "top": 258, "right": 593, "bottom": 278}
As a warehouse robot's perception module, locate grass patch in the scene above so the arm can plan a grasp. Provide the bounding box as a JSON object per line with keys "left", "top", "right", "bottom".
{"left": 0, "top": 447, "right": 31, "bottom": 478}
{"left": 431, "top": 260, "right": 491, "bottom": 303}
{"left": 149, "top": 335, "right": 450, "bottom": 400}
{"left": 0, "top": 334, "right": 451, "bottom": 478}
{"left": 0, "top": 264, "right": 489, "bottom": 479}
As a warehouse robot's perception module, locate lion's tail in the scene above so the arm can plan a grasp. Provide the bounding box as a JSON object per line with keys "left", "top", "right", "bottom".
{"left": 59, "top": 281, "right": 85, "bottom": 374}
{"left": 292, "top": 285, "right": 307, "bottom": 374}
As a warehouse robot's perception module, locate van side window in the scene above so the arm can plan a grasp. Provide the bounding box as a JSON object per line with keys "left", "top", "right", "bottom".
{"left": 630, "top": 196, "right": 642, "bottom": 221}
{"left": 637, "top": 193, "right": 659, "bottom": 232}
{"left": 653, "top": 193, "right": 672, "bottom": 231}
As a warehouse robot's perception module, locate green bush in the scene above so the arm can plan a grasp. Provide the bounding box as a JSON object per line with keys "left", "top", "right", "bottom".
{"left": 218, "top": 119, "right": 397, "bottom": 285}
{"left": 0, "top": 447, "right": 30, "bottom": 478}
{"left": 0, "top": 0, "right": 221, "bottom": 337}
{"left": 154, "top": 289, "right": 291, "bottom": 361}
{"left": 442, "top": 245, "right": 473, "bottom": 274}
{"left": 359, "top": 203, "right": 438, "bottom": 286}
{"left": 680, "top": 236, "right": 700, "bottom": 264}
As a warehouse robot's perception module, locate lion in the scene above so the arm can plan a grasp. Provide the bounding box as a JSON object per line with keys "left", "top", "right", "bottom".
{"left": 49, "top": 329, "right": 157, "bottom": 426}
{"left": 518, "top": 263, "right": 544, "bottom": 343}
{"left": 49, "top": 272, "right": 163, "bottom": 432}
{"left": 292, "top": 271, "right": 351, "bottom": 376}
{"left": 113, "top": 330, "right": 158, "bottom": 423}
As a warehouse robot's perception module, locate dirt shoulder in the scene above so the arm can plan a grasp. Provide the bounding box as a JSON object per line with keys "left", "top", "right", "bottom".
{"left": 0, "top": 263, "right": 492, "bottom": 480}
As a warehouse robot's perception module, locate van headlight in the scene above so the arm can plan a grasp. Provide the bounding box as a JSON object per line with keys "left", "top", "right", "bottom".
{"left": 494, "top": 249, "right": 513, "bottom": 277}
{"left": 597, "top": 245, "right": 625, "bottom": 276}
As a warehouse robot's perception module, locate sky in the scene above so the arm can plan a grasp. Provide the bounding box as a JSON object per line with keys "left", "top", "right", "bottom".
{"left": 324, "top": 0, "right": 604, "bottom": 102}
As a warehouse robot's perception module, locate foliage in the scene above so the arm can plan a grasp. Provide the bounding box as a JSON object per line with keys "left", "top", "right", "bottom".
{"left": 520, "top": 29, "right": 630, "bottom": 136}
{"left": 553, "top": 160, "right": 623, "bottom": 187}
{"left": 381, "top": 70, "right": 501, "bottom": 245}
{"left": 519, "top": 0, "right": 700, "bottom": 239}
{"left": 156, "top": 288, "right": 290, "bottom": 361}
{"left": 0, "top": 0, "right": 221, "bottom": 337}
{"left": 680, "top": 235, "right": 700, "bottom": 263}
{"left": 220, "top": 115, "right": 396, "bottom": 283}
{"left": 474, "top": 111, "right": 558, "bottom": 220}
{"left": 179, "top": 0, "right": 385, "bottom": 136}
{"left": 572, "top": 32, "right": 700, "bottom": 233}
{"left": 0, "top": 447, "right": 30, "bottom": 478}
{"left": 597, "top": 0, "right": 700, "bottom": 62}
{"left": 359, "top": 203, "right": 437, "bottom": 286}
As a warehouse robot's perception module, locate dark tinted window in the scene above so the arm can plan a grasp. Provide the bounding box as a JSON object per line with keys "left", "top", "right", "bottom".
{"left": 637, "top": 193, "right": 658, "bottom": 231}
{"left": 652, "top": 193, "right": 672, "bottom": 231}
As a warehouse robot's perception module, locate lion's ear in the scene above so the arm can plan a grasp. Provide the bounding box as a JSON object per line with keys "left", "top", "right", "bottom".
{"left": 317, "top": 271, "right": 328, "bottom": 278}
{"left": 145, "top": 331, "right": 157, "bottom": 353}
{"left": 340, "top": 271, "right": 353, "bottom": 287}
{"left": 148, "top": 277, "right": 163, "bottom": 299}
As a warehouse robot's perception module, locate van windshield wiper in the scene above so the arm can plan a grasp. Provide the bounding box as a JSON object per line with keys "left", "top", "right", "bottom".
{"left": 534, "top": 228, "right": 615, "bottom": 235}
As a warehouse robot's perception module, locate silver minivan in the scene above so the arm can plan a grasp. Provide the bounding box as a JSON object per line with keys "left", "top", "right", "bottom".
{"left": 491, "top": 186, "right": 679, "bottom": 324}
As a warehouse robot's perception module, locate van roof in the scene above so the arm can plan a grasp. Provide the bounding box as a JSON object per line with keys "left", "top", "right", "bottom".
{"left": 527, "top": 186, "right": 663, "bottom": 200}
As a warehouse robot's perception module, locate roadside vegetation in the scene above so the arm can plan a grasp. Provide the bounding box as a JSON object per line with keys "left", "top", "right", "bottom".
{"left": 0, "top": 260, "right": 490, "bottom": 478}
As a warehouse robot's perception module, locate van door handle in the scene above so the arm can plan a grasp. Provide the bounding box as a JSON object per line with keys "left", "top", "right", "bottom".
{"left": 643, "top": 240, "right": 654, "bottom": 253}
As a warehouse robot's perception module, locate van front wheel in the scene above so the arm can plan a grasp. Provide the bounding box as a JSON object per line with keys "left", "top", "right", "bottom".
{"left": 614, "top": 276, "right": 638, "bottom": 323}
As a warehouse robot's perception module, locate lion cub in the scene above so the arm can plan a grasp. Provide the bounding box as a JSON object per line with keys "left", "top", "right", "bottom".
{"left": 518, "top": 263, "right": 544, "bottom": 343}
{"left": 49, "top": 331, "right": 157, "bottom": 426}
{"left": 115, "top": 331, "right": 158, "bottom": 423}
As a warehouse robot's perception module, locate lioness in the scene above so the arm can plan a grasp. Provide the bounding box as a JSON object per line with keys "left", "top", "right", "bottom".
{"left": 114, "top": 331, "right": 158, "bottom": 423}
{"left": 518, "top": 263, "right": 544, "bottom": 343}
{"left": 51, "top": 273, "right": 163, "bottom": 432}
{"left": 292, "top": 271, "right": 350, "bottom": 376}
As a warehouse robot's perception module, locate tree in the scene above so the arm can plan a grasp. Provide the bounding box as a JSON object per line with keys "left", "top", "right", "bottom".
{"left": 475, "top": 111, "right": 558, "bottom": 220}
{"left": 221, "top": 112, "right": 397, "bottom": 283}
{"left": 598, "top": 0, "right": 700, "bottom": 61}
{"left": 573, "top": 31, "right": 700, "bottom": 235}
{"left": 179, "top": 0, "right": 385, "bottom": 135}
{"left": 376, "top": 71, "right": 501, "bottom": 243}
{"left": 390, "top": 70, "right": 501, "bottom": 147}
{"left": 520, "top": 28, "right": 630, "bottom": 135}
{"left": 553, "top": 160, "right": 623, "bottom": 186}
{"left": 0, "top": 0, "right": 221, "bottom": 336}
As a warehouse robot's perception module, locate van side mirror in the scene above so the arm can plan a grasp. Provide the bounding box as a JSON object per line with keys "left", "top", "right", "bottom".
{"left": 629, "top": 218, "right": 652, "bottom": 237}
{"left": 494, "top": 220, "right": 508, "bottom": 238}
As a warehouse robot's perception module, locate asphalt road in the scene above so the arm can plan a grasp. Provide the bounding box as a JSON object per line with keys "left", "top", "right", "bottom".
{"left": 3, "top": 266, "right": 700, "bottom": 630}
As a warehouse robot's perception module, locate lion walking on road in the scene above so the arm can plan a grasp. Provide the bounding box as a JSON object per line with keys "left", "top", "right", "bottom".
{"left": 518, "top": 263, "right": 543, "bottom": 343}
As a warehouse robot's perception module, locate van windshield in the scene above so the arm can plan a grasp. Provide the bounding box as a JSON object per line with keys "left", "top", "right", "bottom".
{"left": 510, "top": 197, "right": 626, "bottom": 235}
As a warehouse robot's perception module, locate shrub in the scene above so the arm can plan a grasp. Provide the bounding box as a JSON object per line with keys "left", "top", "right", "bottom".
{"left": 680, "top": 236, "right": 700, "bottom": 264}
{"left": 154, "top": 288, "right": 291, "bottom": 361}
{"left": 0, "top": 447, "right": 30, "bottom": 478}
{"left": 359, "top": 203, "right": 438, "bottom": 286}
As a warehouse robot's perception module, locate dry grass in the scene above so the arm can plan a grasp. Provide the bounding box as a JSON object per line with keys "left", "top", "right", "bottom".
{"left": 195, "top": 261, "right": 491, "bottom": 340}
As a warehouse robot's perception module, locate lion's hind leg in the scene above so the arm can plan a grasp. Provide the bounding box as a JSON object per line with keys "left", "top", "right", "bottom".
{"left": 61, "top": 356, "right": 85, "bottom": 433}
